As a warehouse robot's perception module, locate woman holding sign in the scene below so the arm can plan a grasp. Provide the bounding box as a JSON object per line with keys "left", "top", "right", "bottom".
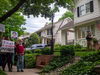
{"left": 16, "top": 39, "right": 24, "bottom": 72}
{"left": 2, "top": 36, "right": 12, "bottom": 72}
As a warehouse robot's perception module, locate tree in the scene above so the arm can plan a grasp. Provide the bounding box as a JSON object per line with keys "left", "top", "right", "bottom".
{"left": 0, "top": 0, "right": 75, "bottom": 23}
{"left": 0, "top": 12, "right": 26, "bottom": 38}
{"left": 26, "top": 33, "right": 40, "bottom": 47}
{"left": 58, "top": 11, "right": 74, "bottom": 21}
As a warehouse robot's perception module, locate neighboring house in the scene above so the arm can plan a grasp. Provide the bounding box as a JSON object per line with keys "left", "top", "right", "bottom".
{"left": 59, "top": 20, "right": 74, "bottom": 45}
{"left": 36, "top": 17, "right": 74, "bottom": 45}
{"left": 19, "top": 33, "right": 31, "bottom": 40}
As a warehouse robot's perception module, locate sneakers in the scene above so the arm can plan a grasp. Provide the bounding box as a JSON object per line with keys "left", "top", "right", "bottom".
{"left": 17, "top": 70, "right": 20, "bottom": 72}
{"left": 21, "top": 70, "right": 24, "bottom": 72}
{"left": 9, "top": 69, "right": 12, "bottom": 72}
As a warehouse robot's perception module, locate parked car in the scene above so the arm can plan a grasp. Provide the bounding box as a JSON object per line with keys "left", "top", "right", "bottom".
{"left": 26, "top": 44, "right": 47, "bottom": 53}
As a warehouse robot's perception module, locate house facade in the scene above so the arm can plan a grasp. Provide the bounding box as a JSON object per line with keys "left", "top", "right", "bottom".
{"left": 36, "top": 17, "right": 74, "bottom": 45}
{"left": 74, "top": 0, "right": 100, "bottom": 46}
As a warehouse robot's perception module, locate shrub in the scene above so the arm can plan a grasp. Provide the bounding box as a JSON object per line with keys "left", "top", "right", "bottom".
{"left": 81, "top": 48, "right": 87, "bottom": 51}
{"left": 61, "top": 51, "right": 100, "bottom": 75}
{"left": 60, "top": 45, "right": 75, "bottom": 56}
{"left": 42, "top": 47, "right": 51, "bottom": 55}
{"left": 75, "top": 48, "right": 81, "bottom": 51}
{"left": 93, "top": 38, "right": 98, "bottom": 43}
{"left": 34, "top": 49, "right": 41, "bottom": 55}
{"left": 54, "top": 43, "right": 61, "bottom": 47}
{"left": 25, "top": 54, "right": 36, "bottom": 68}
{"left": 86, "top": 47, "right": 96, "bottom": 51}
{"left": 0, "top": 68, "right": 7, "bottom": 75}
{"left": 41, "top": 55, "right": 72, "bottom": 72}
{"left": 25, "top": 50, "right": 32, "bottom": 54}
{"left": 54, "top": 47, "right": 60, "bottom": 52}
{"left": 75, "top": 43, "right": 82, "bottom": 49}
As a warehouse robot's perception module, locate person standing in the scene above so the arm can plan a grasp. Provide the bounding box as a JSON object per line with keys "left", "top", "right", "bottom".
{"left": 16, "top": 39, "right": 24, "bottom": 72}
{"left": 86, "top": 30, "right": 93, "bottom": 52}
{"left": 2, "top": 36, "right": 12, "bottom": 72}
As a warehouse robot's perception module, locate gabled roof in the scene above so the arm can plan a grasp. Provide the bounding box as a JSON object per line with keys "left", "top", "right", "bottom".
{"left": 59, "top": 20, "right": 74, "bottom": 31}
{"left": 35, "top": 19, "right": 63, "bottom": 33}
{"left": 35, "top": 17, "right": 72, "bottom": 33}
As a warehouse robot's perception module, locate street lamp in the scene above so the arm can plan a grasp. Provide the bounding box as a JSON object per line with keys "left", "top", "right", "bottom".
{"left": 51, "top": 4, "right": 54, "bottom": 55}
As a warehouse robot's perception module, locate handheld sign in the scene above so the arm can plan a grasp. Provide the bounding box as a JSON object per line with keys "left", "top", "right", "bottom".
{"left": 0, "top": 24, "right": 5, "bottom": 32}
{"left": 11, "top": 31, "right": 18, "bottom": 39}
{"left": 1, "top": 40, "right": 14, "bottom": 53}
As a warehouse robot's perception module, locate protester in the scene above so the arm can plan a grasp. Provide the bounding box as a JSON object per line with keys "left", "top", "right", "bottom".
{"left": 22, "top": 39, "right": 26, "bottom": 68}
{"left": 11, "top": 39, "right": 14, "bottom": 69}
{"left": 2, "top": 36, "right": 12, "bottom": 72}
{"left": 0, "top": 30, "right": 4, "bottom": 67}
{"left": 86, "top": 30, "right": 93, "bottom": 51}
{"left": 16, "top": 39, "right": 24, "bottom": 72}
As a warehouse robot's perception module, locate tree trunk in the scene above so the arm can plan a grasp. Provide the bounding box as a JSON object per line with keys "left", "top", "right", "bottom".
{"left": 0, "top": 0, "right": 26, "bottom": 23}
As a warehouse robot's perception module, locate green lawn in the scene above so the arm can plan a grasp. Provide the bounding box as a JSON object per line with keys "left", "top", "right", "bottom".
{"left": 54, "top": 51, "right": 97, "bottom": 57}
{"left": 31, "top": 51, "right": 96, "bottom": 57}
{"left": 0, "top": 69, "right": 7, "bottom": 75}
{"left": 75, "top": 51, "right": 96, "bottom": 57}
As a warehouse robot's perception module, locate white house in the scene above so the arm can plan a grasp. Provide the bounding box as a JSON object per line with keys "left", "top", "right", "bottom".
{"left": 74, "top": 0, "right": 100, "bottom": 46}
{"left": 36, "top": 17, "right": 74, "bottom": 45}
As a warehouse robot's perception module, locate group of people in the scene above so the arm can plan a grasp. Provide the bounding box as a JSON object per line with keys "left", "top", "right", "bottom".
{"left": 0, "top": 30, "right": 25, "bottom": 72}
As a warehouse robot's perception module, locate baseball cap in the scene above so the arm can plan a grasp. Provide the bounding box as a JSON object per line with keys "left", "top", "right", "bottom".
{"left": 87, "top": 30, "right": 90, "bottom": 32}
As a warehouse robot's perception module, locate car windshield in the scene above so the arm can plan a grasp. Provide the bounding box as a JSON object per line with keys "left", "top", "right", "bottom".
{"left": 36, "top": 45, "right": 43, "bottom": 47}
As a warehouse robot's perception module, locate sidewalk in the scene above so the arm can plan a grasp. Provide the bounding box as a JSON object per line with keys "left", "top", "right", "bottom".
{"left": 4, "top": 66, "right": 41, "bottom": 75}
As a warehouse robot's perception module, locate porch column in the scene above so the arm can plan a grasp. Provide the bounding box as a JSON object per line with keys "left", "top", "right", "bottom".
{"left": 42, "top": 38, "right": 44, "bottom": 44}
{"left": 61, "top": 30, "right": 67, "bottom": 45}
{"left": 45, "top": 38, "right": 47, "bottom": 44}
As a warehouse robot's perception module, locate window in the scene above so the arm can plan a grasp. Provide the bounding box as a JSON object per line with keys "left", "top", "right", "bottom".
{"left": 67, "top": 32, "right": 69, "bottom": 35}
{"left": 86, "top": 26, "right": 90, "bottom": 35}
{"left": 43, "top": 30, "right": 45, "bottom": 34}
{"left": 77, "top": 1, "right": 94, "bottom": 17}
{"left": 47, "top": 28, "right": 51, "bottom": 35}
{"left": 82, "top": 27, "right": 85, "bottom": 38}
{"left": 91, "top": 25, "right": 95, "bottom": 36}
{"left": 78, "top": 25, "right": 95, "bottom": 39}
{"left": 80, "top": 5, "right": 84, "bottom": 16}
{"left": 78, "top": 28, "right": 81, "bottom": 39}
{"left": 86, "top": 3, "right": 90, "bottom": 13}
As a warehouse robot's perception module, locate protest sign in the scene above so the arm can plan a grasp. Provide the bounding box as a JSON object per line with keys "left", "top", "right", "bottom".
{"left": 1, "top": 40, "right": 14, "bottom": 53}
{"left": 11, "top": 31, "right": 18, "bottom": 39}
{"left": 0, "top": 24, "right": 5, "bottom": 32}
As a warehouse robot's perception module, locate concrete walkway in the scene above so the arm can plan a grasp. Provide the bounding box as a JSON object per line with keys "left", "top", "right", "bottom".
{"left": 4, "top": 66, "right": 41, "bottom": 75}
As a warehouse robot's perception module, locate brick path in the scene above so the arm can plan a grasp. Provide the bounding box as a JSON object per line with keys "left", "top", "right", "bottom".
{"left": 4, "top": 66, "right": 41, "bottom": 75}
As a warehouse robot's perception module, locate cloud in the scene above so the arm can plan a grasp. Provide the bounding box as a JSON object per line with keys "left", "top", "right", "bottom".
{"left": 22, "top": 7, "right": 67, "bottom": 33}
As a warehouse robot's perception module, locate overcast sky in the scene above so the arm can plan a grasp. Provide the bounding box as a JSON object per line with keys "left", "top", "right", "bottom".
{"left": 22, "top": 7, "right": 68, "bottom": 33}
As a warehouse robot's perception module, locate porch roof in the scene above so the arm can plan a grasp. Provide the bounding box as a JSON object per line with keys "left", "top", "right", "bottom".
{"left": 58, "top": 20, "right": 74, "bottom": 31}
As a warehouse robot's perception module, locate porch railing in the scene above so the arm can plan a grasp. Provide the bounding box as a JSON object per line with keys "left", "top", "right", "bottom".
{"left": 66, "top": 39, "right": 74, "bottom": 45}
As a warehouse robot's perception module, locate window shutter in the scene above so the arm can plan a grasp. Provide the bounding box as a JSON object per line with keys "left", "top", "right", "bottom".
{"left": 90, "top": 1, "right": 94, "bottom": 12}
{"left": 77, "top": 7, "right": 80, "bottom": 17}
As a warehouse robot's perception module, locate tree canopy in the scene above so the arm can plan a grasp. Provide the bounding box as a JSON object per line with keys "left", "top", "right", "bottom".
{"left": 0, "top": 0, "right": 26, "bottom": 39}
{"left": 26, "top": 33, "right": 40, "bottom": 47}
{"left": 0, "top": 0, "right": 75, "bottom": 23}
{"left": 58, "top": 11, "right": 74, "bottom": 21}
